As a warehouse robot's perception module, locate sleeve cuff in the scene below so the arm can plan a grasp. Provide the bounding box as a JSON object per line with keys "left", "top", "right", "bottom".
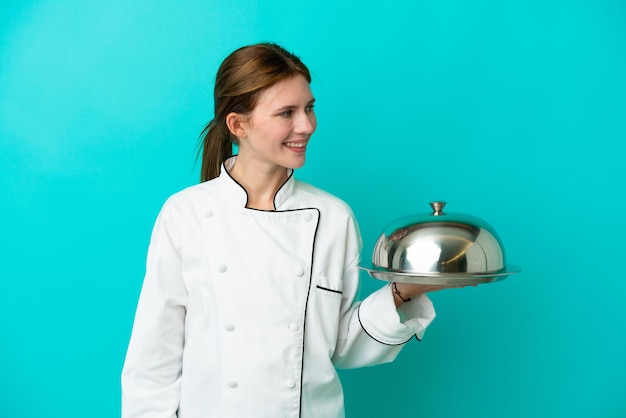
{"left": 358, "top": 284, "right": 436, "bottom": 344}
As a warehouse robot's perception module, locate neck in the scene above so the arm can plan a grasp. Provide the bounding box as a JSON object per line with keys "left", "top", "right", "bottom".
{"left": 228, "top": 159, "right": 289, "bottom": 210}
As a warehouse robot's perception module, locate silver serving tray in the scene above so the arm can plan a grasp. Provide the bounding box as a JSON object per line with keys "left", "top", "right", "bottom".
{"left": 359, "top": 265, "right": 521, "bottom": 285}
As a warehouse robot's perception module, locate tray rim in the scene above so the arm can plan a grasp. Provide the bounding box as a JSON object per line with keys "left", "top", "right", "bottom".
{"left": 358, "top": 264, "right": 521, "bottom": 285}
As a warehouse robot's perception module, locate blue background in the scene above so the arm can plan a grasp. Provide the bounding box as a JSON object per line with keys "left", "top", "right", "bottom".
{"left": 1, "top": 1, "right": 625, "bottom": 417}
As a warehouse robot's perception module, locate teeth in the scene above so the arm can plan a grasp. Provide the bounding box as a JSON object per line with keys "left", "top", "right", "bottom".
{"left": 285, "top": 143, "right": 305, "bottom": 148}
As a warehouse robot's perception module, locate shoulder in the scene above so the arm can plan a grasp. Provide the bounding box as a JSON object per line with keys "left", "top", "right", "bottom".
{"left": 157, "top": 180, "right": 218, "bottom": 219}
{"left": 292, "top": 180, "right": 361, "bottom": 243}
{"left": 293, "top": 179, "right": 363, "bottom": 255}
{"left": 293, "top": 180, "right": 355, "bottom": 218}
{"left": 167, "top": 180, "right": 216, "bottom": 202}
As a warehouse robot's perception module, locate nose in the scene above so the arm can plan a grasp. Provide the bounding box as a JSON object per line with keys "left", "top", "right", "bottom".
{"left": 295, "top": 110, "right": 316, "bottom": 135}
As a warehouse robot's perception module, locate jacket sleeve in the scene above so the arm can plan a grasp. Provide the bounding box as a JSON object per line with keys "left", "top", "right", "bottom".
{"left": 331, "top": 217, "right": 436, "bottom": 369}
{"left": 121, "top": 201, "right": 187, "bottom": 418}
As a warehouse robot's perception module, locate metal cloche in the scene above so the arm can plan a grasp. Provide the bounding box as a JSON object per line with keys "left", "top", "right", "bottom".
{"left": 360, "top": 202, "right": 521, "bottom": 285}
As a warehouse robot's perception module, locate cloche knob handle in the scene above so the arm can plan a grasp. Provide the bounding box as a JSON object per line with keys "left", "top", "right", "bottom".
{"left": 429, "top": 201, "right": 447, "bottom": 216}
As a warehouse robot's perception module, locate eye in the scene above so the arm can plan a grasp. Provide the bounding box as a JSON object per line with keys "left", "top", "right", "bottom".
{"left": 278, "top": 109, "right": 293, "bottom": 118}
{"left": 305, "top": 103, "right": 315, "bottom": 113}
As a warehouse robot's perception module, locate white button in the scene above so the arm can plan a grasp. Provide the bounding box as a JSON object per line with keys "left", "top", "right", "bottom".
{"left": 224, "top": 324, "right": 235, "bottom": 332}
{"left": 288, "top": 323, "right": 299, "bottom": 332}
{"left": 294, "top": 266, "right": 304, "bottom": 277}
{"left": 227, "top": 380, "right": 238, "bottom": 388}
{"left": 304, "top": 213, "right": 313, "bottom": 222}
{"left": 206, "top": 210, "right": 214, "bottom": 218}
{"left": 217, "top": 264, "right": 227, "bottom": 273}
{"left": 285, "top": 379, "right": 296, "bottom": 388}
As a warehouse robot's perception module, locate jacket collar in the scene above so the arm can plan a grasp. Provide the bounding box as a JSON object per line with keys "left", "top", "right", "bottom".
{"left": 218, "top": 156, "right": 296, "bottom": 210}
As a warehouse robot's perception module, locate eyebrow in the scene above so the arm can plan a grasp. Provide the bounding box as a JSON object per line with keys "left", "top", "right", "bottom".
{"left": 274, "top": 98, "right": 316, "bottom": 112}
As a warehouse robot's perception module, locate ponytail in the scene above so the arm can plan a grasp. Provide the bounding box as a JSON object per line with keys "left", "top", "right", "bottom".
{"left": 198, "top": 120, "right": 233, "bottom": 182}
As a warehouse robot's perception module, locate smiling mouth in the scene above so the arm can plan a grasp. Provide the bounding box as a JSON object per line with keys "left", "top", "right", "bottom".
{"left": 284, "top": 142, "right": 307, "bottom": 150}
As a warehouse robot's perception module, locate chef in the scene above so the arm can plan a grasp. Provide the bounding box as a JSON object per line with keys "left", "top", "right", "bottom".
{"left": 122, "top": 42, "right": 444, "bottom": 418}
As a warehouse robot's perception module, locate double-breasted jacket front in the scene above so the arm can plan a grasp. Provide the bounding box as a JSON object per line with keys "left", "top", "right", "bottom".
{"left": 122, "top": 157, "right": 436, "bottom": 418}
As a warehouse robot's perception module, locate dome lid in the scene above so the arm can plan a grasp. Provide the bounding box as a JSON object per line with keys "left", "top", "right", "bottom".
{"left": 360, "top": 202, "right": 521, "bottom": 285}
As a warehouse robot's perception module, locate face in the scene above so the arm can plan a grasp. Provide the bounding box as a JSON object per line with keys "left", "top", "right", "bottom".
{"left": 233, "top": 75, "right": 316, "bottom": 172}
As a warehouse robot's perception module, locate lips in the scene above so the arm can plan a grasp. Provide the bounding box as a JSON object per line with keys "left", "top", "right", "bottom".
{"left": 283, "top": 141, "right": 307, "bottom": 152}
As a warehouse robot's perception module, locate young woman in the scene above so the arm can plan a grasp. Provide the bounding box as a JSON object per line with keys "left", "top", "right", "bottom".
{"left": 122, "top": 42, "right": 449, "bottom": 418}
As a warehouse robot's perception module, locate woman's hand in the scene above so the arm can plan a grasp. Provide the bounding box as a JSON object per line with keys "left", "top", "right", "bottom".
{"left": 391, "top": 282, "right": 475, "bottom": 308}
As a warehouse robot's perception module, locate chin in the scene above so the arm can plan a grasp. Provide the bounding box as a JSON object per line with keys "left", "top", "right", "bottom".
{"left": 284, "top": 156, "right": 306, "bottom": 170}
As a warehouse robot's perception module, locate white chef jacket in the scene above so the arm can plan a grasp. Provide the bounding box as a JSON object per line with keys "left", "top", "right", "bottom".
{"left": 121, "top": 156, "right": 436, "bottom": 418}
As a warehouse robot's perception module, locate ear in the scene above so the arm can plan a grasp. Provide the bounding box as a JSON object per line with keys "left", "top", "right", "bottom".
{"left": 225, "top": 112, "right": 248, "bottom": 138}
